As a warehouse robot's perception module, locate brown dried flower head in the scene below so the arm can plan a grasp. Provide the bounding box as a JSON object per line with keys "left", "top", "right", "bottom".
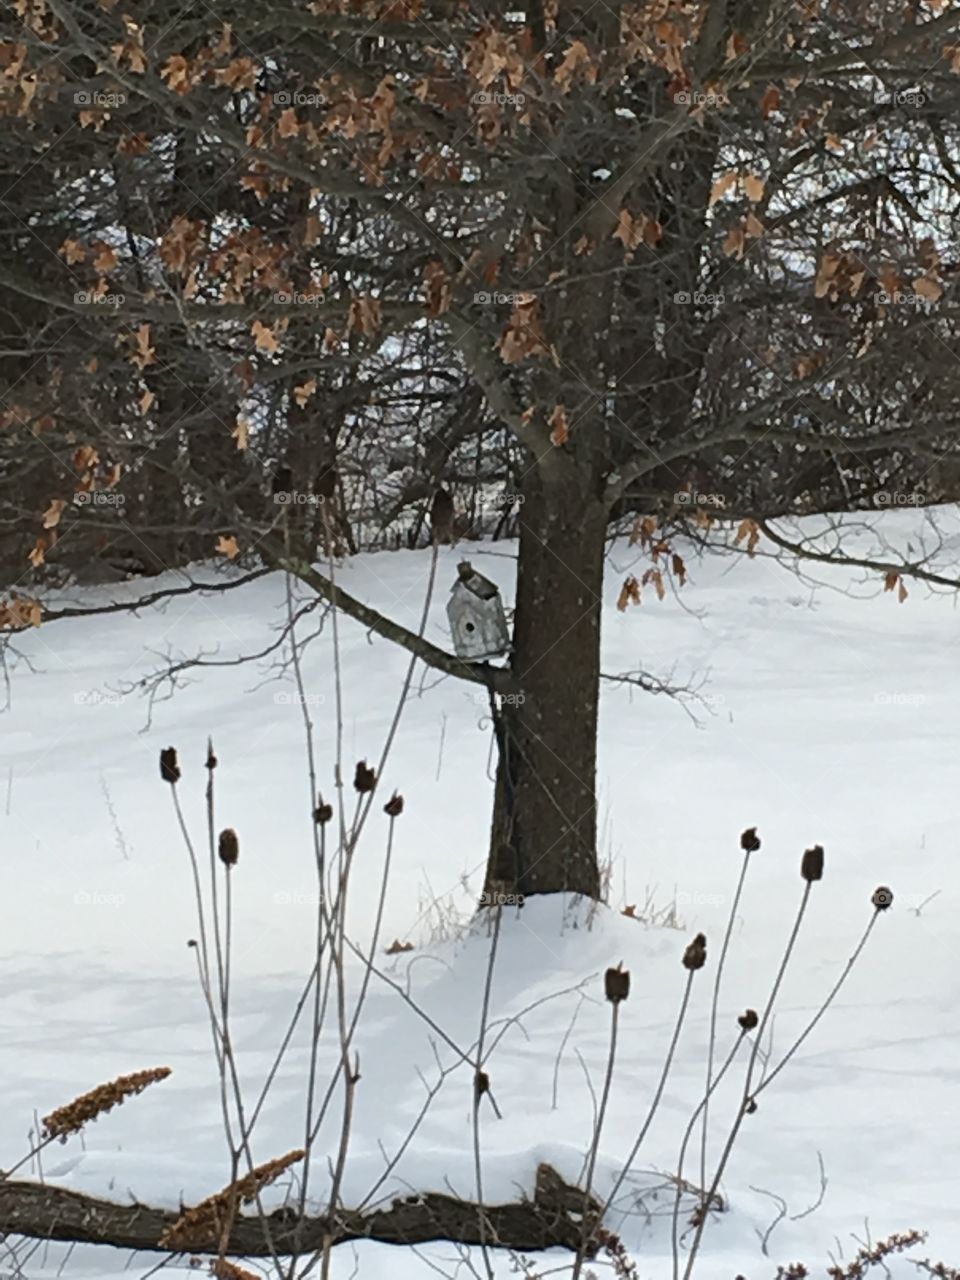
{"left": 740, "top": 827, "right": 761, "bottom": 853}
{"left": 383, "top": 791, "right": 404, "bottom": 817}
{"left": 218, "top": 827, "right": 239, "bottom": 868}
{"left": 738, "top": 1008, "right": 759, "bottom": 1032}
{"left": 159, "top": 1149, "right": 306, "bottom": 1250}
{"left": 313, "top": 794, "right": 333, "bottom": 825}
{"left": 823, "top": 1229, "right": 925, "bottom": 1278}
{"left": 160, "top": 746, "right": 180, "bottom": 784}
{"left": 872, "top": 885, "right": 894, "bottom": 911}
{"left": 43, "top": 1066, "right": 172, "bottom": 1140}
{"left": 211, "top": 1261, "right": 261, "bottom": 1280}
{"left": 682, "top": 932, "right": 707, "bottom": 971}
{"left": 801, "top": 844, "right": 824, "bottom": 882}
{"left": 604, "top": 964, "right": 630, "bottom": 1004}
{"left": 354, "top": 760, "right": 376, "bottom": 794}
{"left": 475, "top": 1069, "right": 490, "bottom": 1098}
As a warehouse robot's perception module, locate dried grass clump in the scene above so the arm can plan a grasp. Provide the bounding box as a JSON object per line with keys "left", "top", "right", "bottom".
{"left": 159, "top": 1149, "right": 306, "bottom": 1249}
{"left": 42, "top": 1067, "right": 172, "bottom": 1139}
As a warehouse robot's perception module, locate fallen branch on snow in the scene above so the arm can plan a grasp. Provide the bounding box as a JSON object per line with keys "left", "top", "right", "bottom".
{"left": 0, "top": 1162, "right": 601, "bottom": 1257}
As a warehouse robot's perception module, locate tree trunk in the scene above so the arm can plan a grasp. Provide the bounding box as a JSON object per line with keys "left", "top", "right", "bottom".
{"left": 485, "top": 475, "right": 606, "bottom": 901}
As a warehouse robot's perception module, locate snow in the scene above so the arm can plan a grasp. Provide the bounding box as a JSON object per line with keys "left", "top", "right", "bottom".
{"left": 1, "top": 510, "right": 959, "bottom": 1278}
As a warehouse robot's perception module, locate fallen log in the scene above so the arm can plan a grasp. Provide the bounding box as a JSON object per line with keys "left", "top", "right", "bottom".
{"left": 0, "top": 1162, "right": 602, "bottom": 1257}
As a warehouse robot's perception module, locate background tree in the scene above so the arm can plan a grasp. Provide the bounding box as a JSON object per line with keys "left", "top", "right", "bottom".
{"left": 3, "top": 0, "right": 960, "bottom": 897}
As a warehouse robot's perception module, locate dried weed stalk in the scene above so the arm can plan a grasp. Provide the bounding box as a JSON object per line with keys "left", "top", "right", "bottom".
{"left": 159, "top": 1149, "right": 306, "bottom": 1250}
{"left": 42, "top": 1067, "right": 171, "bottom": 1139}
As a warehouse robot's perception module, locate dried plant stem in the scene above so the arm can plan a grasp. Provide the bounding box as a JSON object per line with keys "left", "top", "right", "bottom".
{"left": 325, "top": 542, "right": 440, "bottom": 922}
{"left": 571, "top": 1001, "right": 621, "bottom": 1280}
{"left": 199, "top": 769, "right": 244, "bottom": 1252}
{"left": 342, "top": 937, "right": 479, "bottom": 1071}
{"left": 183, "top": 767, "right": 239, "bottom": 1167}
{"left": 284, "top": 568, "right": 337, "bottom": 1253}
{"left": 301, "top": 546, "right": 439, "bottom": 1280}
{"left": 206, "top": 752, "right": 228, "bottom": 1045}
{"left": 223, "top": 863, "right": 233, "bottom": 1028}
{"left": 160, "top": 1150, "right": 306, "bottom": 1251}
{"left": 699, "top": 849, "right": 752, "bottom": 1206}
{"left": 357, "top": 978, "right": 591, "bottom": 1215}
{"left": 682, "top": 882, "right": 814, "bottom": 1280}
{"left": 473, "top": 901, "right": 502, "bottom": 1280}
{"left": 299, "top": 828, "right": 327, "bottom": 1191}
{"left": 601, "top": 970, "right": 697, "bottom": 1225}
{"left": 755, "top": 911, "right": 879, "bottom": 1098}
{"left": 247, "top": 959, "right": 322, "bottom": 1132}
{"left": 552, "top": 996, "right": 585, "bottom": 1111}
{"left": 672, "top": 1032, "right": 746, "bottom": 1280}
{"left": 3, "top": 1133, "right": 57, "bottom": 1181}
{"left": 321, "top": 940, "right": 351, "bottom": 1237}
{"left": 186, "top": 945, "right": 242, "bottom": 1162}
{"left": 305, "top": 547, "right": 441, "bottom": 1145}
{"left": 357, "top": 1047, "right": 460, "bottom": 1212}
{"left": 325, "top": 529, "right": 348, "bottom": 895}
{"left": 179, "top": 854, "right": 285, "bottom": 1274}
{"left": 318, "top": 1051, "right": 359, "bottom": 1280}
{"left": 306, "top": 808, "right": 399, "bottom": 1154}
{"left": 170, "top": 784, "right": 212, "bottom": 996}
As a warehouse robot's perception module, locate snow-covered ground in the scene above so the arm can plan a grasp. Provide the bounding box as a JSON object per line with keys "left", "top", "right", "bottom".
{"left": 2, "top": 510, "right": 959, "bottom": 1279}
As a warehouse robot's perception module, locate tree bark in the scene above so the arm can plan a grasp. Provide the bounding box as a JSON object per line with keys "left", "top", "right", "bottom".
{"left": 486, "top": 472, "right": 607, "bottom": 900}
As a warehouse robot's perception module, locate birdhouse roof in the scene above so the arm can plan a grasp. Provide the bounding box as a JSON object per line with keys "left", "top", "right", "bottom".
{"left": 453, "top": 561, "right": 499, "bottom": 600}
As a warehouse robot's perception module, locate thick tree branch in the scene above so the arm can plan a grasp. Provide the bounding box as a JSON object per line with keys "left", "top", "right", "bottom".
{"left": 1, "top": 570, "right": 272, "bottom": 636}
{"left": 443, "top": 312, "right": 562, "bottom": 469}
{"left": 754, "top": 7, "right": 960, "bottom": 80}
{"left": 262, "top": 538, "right": 514, "bottom": 691}
{"left": 584, "top": 107, "right": 694, "bottom": 244}
{"left": 755, "top": 518, "right": 960, "bottom": 590}
{"left": 0, "top": 262, "right": 423, "bottom": 331}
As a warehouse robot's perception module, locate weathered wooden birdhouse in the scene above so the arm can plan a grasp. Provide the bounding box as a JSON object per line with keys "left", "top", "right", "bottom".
{"left": 447, "top": 561, "right": 510, "bottom": 661}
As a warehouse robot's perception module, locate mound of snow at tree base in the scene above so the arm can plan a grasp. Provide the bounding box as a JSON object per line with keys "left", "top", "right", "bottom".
{"left": 0, "top": 508, "right": 958, "bottom": 1278}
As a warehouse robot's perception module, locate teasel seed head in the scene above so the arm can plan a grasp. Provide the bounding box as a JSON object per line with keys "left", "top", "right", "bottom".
{"left": 682, "top": 932, "right": 707, "bottom": 971}
{"left": 604, "top": 964, "right": 630, "bottom": 1004}
{"left": 218, "top": 827, "right": 239, "bottom": 868}
{"left": 872, "top": 885, "right": 894, "bottom": 911}
{"left": 160, "top": 746, "right": 180, "bottom": 784}
{"left": 354, "top": 760, "right": 376, "bottom": 794}
{"left": 801, "top": 844, "right": 824, "bottom": 882}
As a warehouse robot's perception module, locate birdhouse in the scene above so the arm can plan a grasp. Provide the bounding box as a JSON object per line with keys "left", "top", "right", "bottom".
{"left": 447, "top": 561, "right": 510, "bottom": 661}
